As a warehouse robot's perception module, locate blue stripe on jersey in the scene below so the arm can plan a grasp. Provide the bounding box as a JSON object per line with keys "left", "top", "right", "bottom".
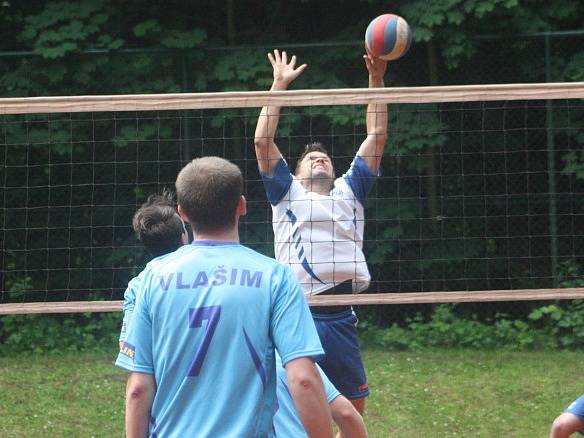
{"left": 261, "top": 158, "right": 293, "bottom": 206}
{"left": 343, "top": 155, "right": 380, "bottom": 206}
{"left": 149, "top": 416, "right": 158, "bottom": 438}
{"left": 286, "top": 208, "right": 325, "bottom": 285}
{"left": 286, "top": 209, "right": 297, "bottom": 225}
{"left": 244, "top": 328, "right": 267, "bottom": 387}
{"left": 301, "top": 259, "right": 325, "bottom": 284}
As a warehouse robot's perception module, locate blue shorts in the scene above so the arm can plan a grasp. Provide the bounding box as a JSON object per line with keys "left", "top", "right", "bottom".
{"left": 311, "top": 309, "right": 369, "bottom": 400}
{"left": 566, "top": 394, "right": 584, "bottom": 435}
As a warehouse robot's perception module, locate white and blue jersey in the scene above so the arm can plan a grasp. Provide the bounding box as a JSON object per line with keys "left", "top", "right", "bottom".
{"left": 274, "top": 355, "right": 340, "bottom": 437}
{"left": 116, "top": 241, "right": 324, "bottom": 438}
{"left": 261, "top": 156, "right": 378, "bottom": 295}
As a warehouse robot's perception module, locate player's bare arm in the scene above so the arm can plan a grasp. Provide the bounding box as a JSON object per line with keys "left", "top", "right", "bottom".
{"left": 330, "top": 395, "right": 368, "bottom": 438}
{"left": 355, "top": 53, "right": 388, "bottom": 173}
{"left": 254, "top": 49, "right": 307, "bottom": 175}
{"left": 286, "top": 357, "right": 334, "bottom": 438}
{"left": 125, "top": 372, "right": 155, "bottom": 438}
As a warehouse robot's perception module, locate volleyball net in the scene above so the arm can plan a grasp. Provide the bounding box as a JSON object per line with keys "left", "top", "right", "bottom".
{"left": 1, "top": 82, "right": 584, "bottom": 315}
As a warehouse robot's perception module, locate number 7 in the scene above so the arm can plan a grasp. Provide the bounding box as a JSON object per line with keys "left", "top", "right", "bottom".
{"left": 187, "top": 305, "right": 221, "bottom": 377}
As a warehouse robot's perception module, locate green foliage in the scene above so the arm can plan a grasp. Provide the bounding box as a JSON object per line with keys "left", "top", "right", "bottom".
{"left": 4, "top": 261, "right": 34, "bottom": 301}
{"left": 0, "top": 1, "right": 583, "bottom": 324}
{"left": 0, "top": 313, "right": 120, "bottom": 354}
{"left": 528, "top": 300, "right": 584, "bottom": 349}
{"left": 561, "top": 150, "right": 584, "bottom": 180}
{"left": 557, "top": 259, "right": 584, "bottom": 287}
{"left": 362, "top": 301, "right": 584, "bottom": 351}
{"left": 3, "top": 299, "right": 583, "bottom": 354}
{"left": 402, "top": 0, "right": 520, "bottom": 67}
{"left": 23, "top": 0, "right": 116, "bottom": 58}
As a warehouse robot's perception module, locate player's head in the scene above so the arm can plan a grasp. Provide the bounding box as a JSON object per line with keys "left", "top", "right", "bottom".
{"left": 175, "top": 156, "right": 245, "bottom": 234}
{"left": 295, "top": 142, "right": 335, "bottom": 189}
{"left": 132, "top": 190, "right": 188, "bottom": 257}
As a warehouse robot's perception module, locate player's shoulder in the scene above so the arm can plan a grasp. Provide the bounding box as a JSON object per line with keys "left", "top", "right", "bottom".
{"left": 142, "top": 244, "right": 195, "bottom": 275}
{"left": 331, "top": 174, "right": 352, "bottom": 195}
{"left": 236, "top": 245, "right": 288, "bottom": 270}
{"left": 282, "top": 175, "right": 306, "bottom": 197}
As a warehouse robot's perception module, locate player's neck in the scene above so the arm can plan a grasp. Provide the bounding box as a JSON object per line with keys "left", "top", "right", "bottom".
{"left": 300, "top": 178, "right": 332, "bottom": 195}
{"left": 193, "top": 227, "right": 240, "bottom": 243}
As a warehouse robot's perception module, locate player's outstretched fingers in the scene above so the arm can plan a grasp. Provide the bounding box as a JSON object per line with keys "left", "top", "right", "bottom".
{"left": 268, "top": 52, "right": 276, "bottom": 66}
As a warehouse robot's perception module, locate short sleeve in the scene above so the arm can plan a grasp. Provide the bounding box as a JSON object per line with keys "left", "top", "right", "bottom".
{"left": 119, "top": 274, "right": 142, "bottom": 343}
{"left": 317, "top": 365, "right": 341, "bottom": 403}
{"left": 260, "top": 158, "right": 293, "bottom": 206}
{"left": 115, "top": 274, "right": 154, "bottom": 374}
{"left": 270, "top": 265, "right": 324, "bottom": 366}
{"left": 342, "top": 155, "right": 380, "bottom": 205}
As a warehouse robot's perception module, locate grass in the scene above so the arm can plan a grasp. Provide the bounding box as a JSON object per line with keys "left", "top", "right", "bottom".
{"left": 364, "top": 349, "right": 580, "bottom": 437}
{"left": 0, "top": 347, "right": 580, "bottom": 437}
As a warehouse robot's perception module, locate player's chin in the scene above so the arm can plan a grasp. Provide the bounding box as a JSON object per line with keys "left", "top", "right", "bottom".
{"left": 310, "top": 169, "right": 333, "bottom": 179}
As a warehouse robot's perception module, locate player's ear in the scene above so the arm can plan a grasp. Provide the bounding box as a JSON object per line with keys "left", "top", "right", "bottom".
{"left": 177, "top": 205, "right": 190, "bottom": 223}
{"left": 236, "top": 195, "right": 247, "bottom": 217}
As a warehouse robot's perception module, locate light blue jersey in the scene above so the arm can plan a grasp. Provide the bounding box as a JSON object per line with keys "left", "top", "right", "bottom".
{"left": 116, "top": 241, "right": 324, "bottom": 438}
{"left": 118, "top": 274, "right": 141, "bottom": 344}
{"left": 118, "top": 250, "right": 184, "bottom": 344}
{"left": 274, "top": 354, "right": 340, "bottom": 438}
{"left": 565, "top": 394, "right": 584, "bottom": 435}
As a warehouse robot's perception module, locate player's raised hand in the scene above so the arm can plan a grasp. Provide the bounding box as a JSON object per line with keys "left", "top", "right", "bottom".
{"left": 363, "top": 52, "right": 387, "bottom": 80}
{"left": 268, "top": 49, "right": 307, "bottom": 88}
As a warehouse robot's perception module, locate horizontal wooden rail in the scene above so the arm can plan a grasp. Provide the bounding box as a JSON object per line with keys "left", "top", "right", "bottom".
{"left": 0, "top": 82, "right": 582, "bottom": 114}
{"left": 308, "top": 288, "right": 584, "bottom": 306}
{"left": 1, "top": 288, "right": 583, "bottom": 315}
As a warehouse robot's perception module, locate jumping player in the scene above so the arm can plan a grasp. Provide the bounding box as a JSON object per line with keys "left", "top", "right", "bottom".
{"left": 254, "top": 49, "right": 388, "bottom": 417}
{"left": 116, "top": 157, "right": 333, "bottom": 437}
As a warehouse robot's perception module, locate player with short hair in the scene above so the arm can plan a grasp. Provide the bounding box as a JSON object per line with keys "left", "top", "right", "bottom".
{"left": 116, "top": 156, "right": 333, "bottom": 438}
{"left": 253, "top": 49, "right": 388, "bottom": 417}
{"left": 118, "top": 191, "right": 189, "bottom": 347}
{"left": 131, "top": 190, "right": 188, "bottom": 258}
{"left": 275, "top": 354, "right": 367, "bottom": 438}
{"left": 550, "top": 395, "right": 584, "bottom": 438}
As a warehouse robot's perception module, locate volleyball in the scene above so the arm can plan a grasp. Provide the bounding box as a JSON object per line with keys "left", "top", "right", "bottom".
{"left": 365, "top": 14, "right": 412, "bottom": 61}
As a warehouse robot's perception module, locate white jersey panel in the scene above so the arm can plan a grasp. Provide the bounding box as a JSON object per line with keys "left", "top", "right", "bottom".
{"left": 271, "top": 172, "right": 370, "bottom": 296}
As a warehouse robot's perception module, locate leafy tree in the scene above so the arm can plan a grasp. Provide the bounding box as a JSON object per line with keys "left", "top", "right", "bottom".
{"left": 0, "top": 0, "right": 582, "bottom": 328}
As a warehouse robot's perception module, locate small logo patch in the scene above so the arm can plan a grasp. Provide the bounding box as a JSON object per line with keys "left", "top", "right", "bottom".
{"left": 120, "top": 341, "right": 136, "bottom": 360}
{"left": 357, "top": 383, "right": 369, "bottom": 392}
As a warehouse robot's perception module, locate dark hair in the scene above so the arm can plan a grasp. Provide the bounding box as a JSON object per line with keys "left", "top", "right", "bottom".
{"left": 132, "top": 190, "right": 185, "bottom": 257}
{"left": 294, "top": 142, "right": 331, "bottom": 175}
{"left": 175, "top": 156, "right": 243, "bottom": 234}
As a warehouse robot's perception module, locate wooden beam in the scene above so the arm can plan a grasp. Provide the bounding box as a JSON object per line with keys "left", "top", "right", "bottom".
{"left": 1, "top": 288, "right": 583, "bottom": 315}
{"left": 0, "top": 82, "right": 582, "bottom": 114}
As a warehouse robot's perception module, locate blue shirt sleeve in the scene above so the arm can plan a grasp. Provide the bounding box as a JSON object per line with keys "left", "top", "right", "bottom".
{"left": 317, "top": 365, "right": 341, "bottom": 403}
{"left": 270, "top": 265, "right": 324, "bottom": 365}
{"left": 260, "top": 158, "right": 293, "bottom": 206}
{"left": 342, "top": 155, "right": 380, "bottom": 205}
{"left": 115, "top": 273, "right": 154, "bottom": 374}
{"left": 119, "top": 275, "right": 142, "bottom": 343}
